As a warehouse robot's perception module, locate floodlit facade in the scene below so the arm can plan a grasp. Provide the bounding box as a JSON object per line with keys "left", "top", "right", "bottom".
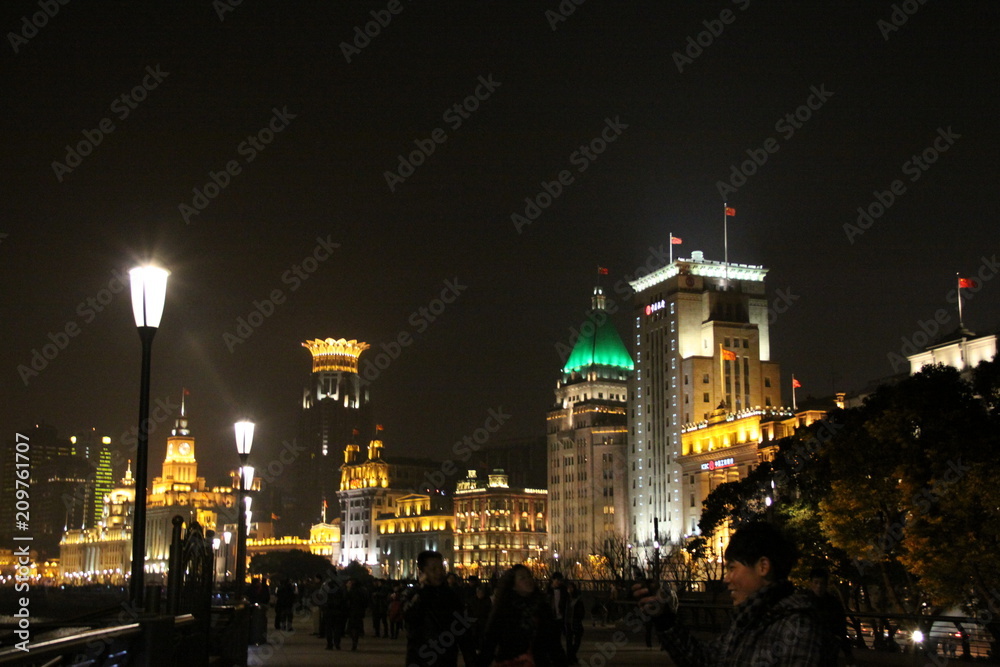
{"left": 628, "top": 250, "right": 782, "bottom": 552}
{"left": 376, "top": 493, "right": 454, "bottom": 579}
{"left": 906, "top": 328, "right": 997, "bottom": 375}
{"left": 547, "top": 286, "right": 632, "bottom": 565}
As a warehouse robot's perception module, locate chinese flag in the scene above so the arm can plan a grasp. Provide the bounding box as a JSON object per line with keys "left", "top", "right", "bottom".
{"left": 725, "top": 207, "right": 736, "bottom": 217}
{"left": 598, "top": 267, "right": 609, "bottom": 275}
{"left": 959, "top": 277, "right": 978, "bottom": 289}
{"left": 721, "top": 348, "right": 737, "bottom": 361}
{"left": 671, "top": 237, "right": 683, "bottom": 245}
{"left": 183, "top": 388, "right": 190, "bottom": 396}
{"left": 792, "top": 378, "right": 802, "bottom": 388}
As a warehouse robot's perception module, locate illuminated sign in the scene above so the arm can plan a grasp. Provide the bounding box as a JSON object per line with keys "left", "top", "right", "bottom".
{"left": 701, "top": 457, "right": 735, "bottom": 471}
{"left": 645, "top": 300, "right": 666, "bottom": 316}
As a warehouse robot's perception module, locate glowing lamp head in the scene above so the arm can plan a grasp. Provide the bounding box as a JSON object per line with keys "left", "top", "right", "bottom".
{"left": 129, "top": 266, "right": 170, "bottom": 328}
{"left": 223, "top": 531, "right": 232, "bottom": 544}
{"left": 234, "top": 421, "right": 255, "bottom": 456}
{"left": 241, "top": 465, "right": 254, "bottom": 490}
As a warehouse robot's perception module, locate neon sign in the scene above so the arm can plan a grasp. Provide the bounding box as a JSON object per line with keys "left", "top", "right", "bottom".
{"left": 645, "top": 300, "right": 666, "bottom": 316}
{"left": 701, "top": 457, "right": 735, "bottom": 471}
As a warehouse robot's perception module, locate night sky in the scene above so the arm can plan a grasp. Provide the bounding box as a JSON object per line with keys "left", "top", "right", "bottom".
{"left": 3, "top": 1, "right": 997, "bottom": 483}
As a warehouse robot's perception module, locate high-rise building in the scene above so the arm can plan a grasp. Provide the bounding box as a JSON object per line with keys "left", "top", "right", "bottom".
{"left": 627, "top": 250, "right": 781, "bottom": 551}
{"left": 69, "top": 428, "right": 115, "bottom": 530}
{"left": 547, "top": 286, "right": 633, "bottom": 564}
{"left": 286, "top": 338, "right": 377, "bottom": 535}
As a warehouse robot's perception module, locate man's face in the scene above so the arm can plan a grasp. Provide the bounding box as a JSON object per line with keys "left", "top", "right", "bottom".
{"left": 810, "top": 577, "right": 827, "bottom": 596}
{"left": 421, "top": 557, "right": 446, "bottom": 587}
{"left": 724, "top": 557, "right": 770, "bottom": 606}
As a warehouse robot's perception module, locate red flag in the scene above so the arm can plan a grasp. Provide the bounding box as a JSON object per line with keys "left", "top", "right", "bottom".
{"left": 959, "top": 277, "right": 978, "bottom": 289}
{"left": 597, "top": 267, "right": 609, "bottom": 275}
{"left": 725, "top": 207, "right": 736, "bottom": 217}
{"left": 721, "top": 348, "right": 737, "bottom": 361}
{"left": 792, "top": 378, "right": 802, "bottom": 389}
{"left": 183, "top": 388, "right": 190, "bottom": 396}
{"left": 671, "top": 237, "right": 683, "bottom": 245}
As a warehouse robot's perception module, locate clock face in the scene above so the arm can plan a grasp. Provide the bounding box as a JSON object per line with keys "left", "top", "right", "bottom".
{"left": 178, "top": 442, "right": 191, "bottom": 456}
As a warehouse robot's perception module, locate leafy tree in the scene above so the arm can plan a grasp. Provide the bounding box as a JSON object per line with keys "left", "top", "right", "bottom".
{"left": 249, "top": 549, "right": 335, "bottom": 580}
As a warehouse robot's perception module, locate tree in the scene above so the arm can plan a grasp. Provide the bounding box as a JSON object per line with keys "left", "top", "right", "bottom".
{"left": 249, "top": 549, "right": 335, "bottom": 580}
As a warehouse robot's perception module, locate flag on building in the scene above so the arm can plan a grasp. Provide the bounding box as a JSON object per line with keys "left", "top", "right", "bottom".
{"left": 598, "top": 266, "right": 609, "bottom": 275}
{"left": 725, "top": 207, "right": 736, "bottom": 217}
{"left": 793, "top": 378, "right": 802, "bottom": 388}
{"left": 671, "top": 237, "right": 683, "bottom": 245}
{"left": 959, "top": 277, "right": 978, "bottom": 289}
{"left": 721, "top": 347, "right": 737, "bottom": 361}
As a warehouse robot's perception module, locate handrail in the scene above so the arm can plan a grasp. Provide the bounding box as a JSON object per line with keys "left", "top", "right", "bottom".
{"left": 0, "top": 623, "right": 141, "bottom": 665}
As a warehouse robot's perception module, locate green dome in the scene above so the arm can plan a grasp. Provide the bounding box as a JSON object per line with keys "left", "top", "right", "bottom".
{"left": 562, "top": 313, "right": 635, "bottom": 373}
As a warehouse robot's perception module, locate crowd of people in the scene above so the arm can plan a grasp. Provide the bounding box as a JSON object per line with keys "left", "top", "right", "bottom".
{"left": 244, "top": 522, "right": 867, "bottom": 666}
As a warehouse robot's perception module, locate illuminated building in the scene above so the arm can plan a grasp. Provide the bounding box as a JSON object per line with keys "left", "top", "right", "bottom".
{"left": 376, "top": 493, "right": 454, "bottom": 579}
{"left": 243, "top": 521, "right": 342, "bottom": 570}
{"left": 628, "top": 250, "right": 782, "bottom": 551}
{"left": 337, "top": 427, "right": 442, "bottom": 571}
{"left": 286, "top": 338, "right": 377, "bottom": 536}
{"left": 906, "top": 328, "right": 997, "bottom": 375}
{"left": 69, "top": 429, "right": 115, "bottom": 530}
{"left": 60, "top": 401, "right": 236, "bottom": 584}
{"left": 679, "top": 406, "right": 827, "bottom": 551}
{"left": 547, "top": 285, "right": 632, "bottom": 566}
{"left": 452, "top": 469, "right": 547, "bottom": 578}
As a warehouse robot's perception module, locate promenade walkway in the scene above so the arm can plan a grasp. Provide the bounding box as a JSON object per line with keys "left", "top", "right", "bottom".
{"left": 245, "top": 613, "right": 989, "bottom": 667}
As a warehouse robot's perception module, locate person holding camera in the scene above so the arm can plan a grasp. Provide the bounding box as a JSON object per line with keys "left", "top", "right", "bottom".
{"left": 635, "top": 522, "right": 825, "bottom": 666}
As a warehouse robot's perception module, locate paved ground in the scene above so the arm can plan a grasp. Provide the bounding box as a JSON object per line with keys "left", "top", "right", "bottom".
{"left": 246, "top": 613, "right": 989, "bottom": 667}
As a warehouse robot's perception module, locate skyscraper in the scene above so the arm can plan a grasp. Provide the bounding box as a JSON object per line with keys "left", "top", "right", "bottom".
{"left": 285, "top": 338, "right": 376, "bottom": 536}
{"left": 547, "top": 286, "right": 633, "bottom": 564}
{"left": 628, "top": 250, "right": 781, "bottom": 550}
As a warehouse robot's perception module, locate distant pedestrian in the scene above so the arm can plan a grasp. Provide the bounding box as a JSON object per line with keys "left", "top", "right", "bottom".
{"left": 345, "top": 577, "right": 367, "bottom": 651}
{"left": 564, "top": 581, "right": 585, "bottom": 666}
{"left": 467, "top": 583, "right": 493, "bottom": 655}
{"left": 808, "top": 567, "right": 855, "bottom": 667}
{"left": 371, "top": 579, "right": 390, "bottom": 637}
{"left": 481, "top": 564, "right": 567, "bottom": 667}
{"left": 274, "top": 578, "right": 295, "bottom": 631}
{"left": 324, "top": 578, "right": 348, "bottom": 650}
{"left": 388, "top": 586, "right": 405, "bottom": 639}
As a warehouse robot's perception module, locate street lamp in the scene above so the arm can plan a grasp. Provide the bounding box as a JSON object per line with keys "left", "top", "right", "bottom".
{"left": 127, "top": 265, "right": 169, "bottom": 610}
{"left": 234, "top": 421, "right": 254, "bottom": 599}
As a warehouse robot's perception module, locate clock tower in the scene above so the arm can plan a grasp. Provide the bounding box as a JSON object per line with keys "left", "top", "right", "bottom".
{"left": 154, "top": 390, "right": 199, "bottom": 491}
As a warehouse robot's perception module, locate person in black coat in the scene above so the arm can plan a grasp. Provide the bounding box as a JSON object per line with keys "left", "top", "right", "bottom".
{"left": 323, "top": 577, "right": 349, "bottom": 650}
{"left": 480, "top": 565, "right": 567, "bottom": 667}
{"left": 405, "top": 550, "right": 475, "bottom": 667}
{"left": 563, "top": 581, "right": 585, "bottom": 666}
{"left": 344, "top": 577, "right": 368, "bottom": 651}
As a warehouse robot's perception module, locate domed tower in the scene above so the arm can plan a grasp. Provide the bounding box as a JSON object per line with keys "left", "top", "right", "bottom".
{"left": 547, "top": 284, "right": 633, "bottom": 565}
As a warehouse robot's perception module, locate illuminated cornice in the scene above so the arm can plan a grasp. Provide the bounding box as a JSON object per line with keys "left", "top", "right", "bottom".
{"left": 630, "top": 257, "right": 767, "bottom": 293}
{"left": 302, "top": 338, "right": 371, "bottom": 373}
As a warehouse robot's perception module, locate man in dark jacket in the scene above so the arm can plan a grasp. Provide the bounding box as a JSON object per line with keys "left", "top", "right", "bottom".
{"left": 637, "top": 522, "right": 825, "bottom": 666}
{"left": 404, "top": 550, "right": 475, "bottom": 667}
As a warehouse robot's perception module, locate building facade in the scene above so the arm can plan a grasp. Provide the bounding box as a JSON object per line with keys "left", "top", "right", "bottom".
{"left": 628, "top": 250, "right": 782, "bottom": 551}
{"left": 452, "top": 469, "right": 547, "bottom": 579}
{"left": 337, "top": 429, "right": 440, "bottom": 570}
{"left": 376, "top": 493, "right": 454, "bottom": 579}
{"left": 547, "top": 286, "right": 632, "bottom": 565}
{"left": 287, "top": 338, "right": 378, "bottom": 535}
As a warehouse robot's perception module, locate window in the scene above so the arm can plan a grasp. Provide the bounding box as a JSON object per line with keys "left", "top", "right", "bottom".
{"left": 764, "top": 377, "right": 771, "bottom": 388}
{"left": 703, "top": 392, "right": 710, "bottom": 402}
{"left": 684, "top": 375, "right": 689, "bottom": 385}
{"left": 702, "top": 374, "right": 709, "bottom": 383}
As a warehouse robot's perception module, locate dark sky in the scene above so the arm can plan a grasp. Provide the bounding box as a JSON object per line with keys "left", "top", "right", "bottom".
{"left": 3, "top": 1, "right": 998, "bottom": 482}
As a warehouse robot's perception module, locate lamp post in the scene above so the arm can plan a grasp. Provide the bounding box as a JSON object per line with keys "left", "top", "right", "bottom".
{"left": 127, "top": 265, "right": 169, "bottom": 610}
{"left": 234, "top": 421, "right": 254, "bottom": 599}
{"left": 223, "top": 531, "right": 232, "bottom": 585}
